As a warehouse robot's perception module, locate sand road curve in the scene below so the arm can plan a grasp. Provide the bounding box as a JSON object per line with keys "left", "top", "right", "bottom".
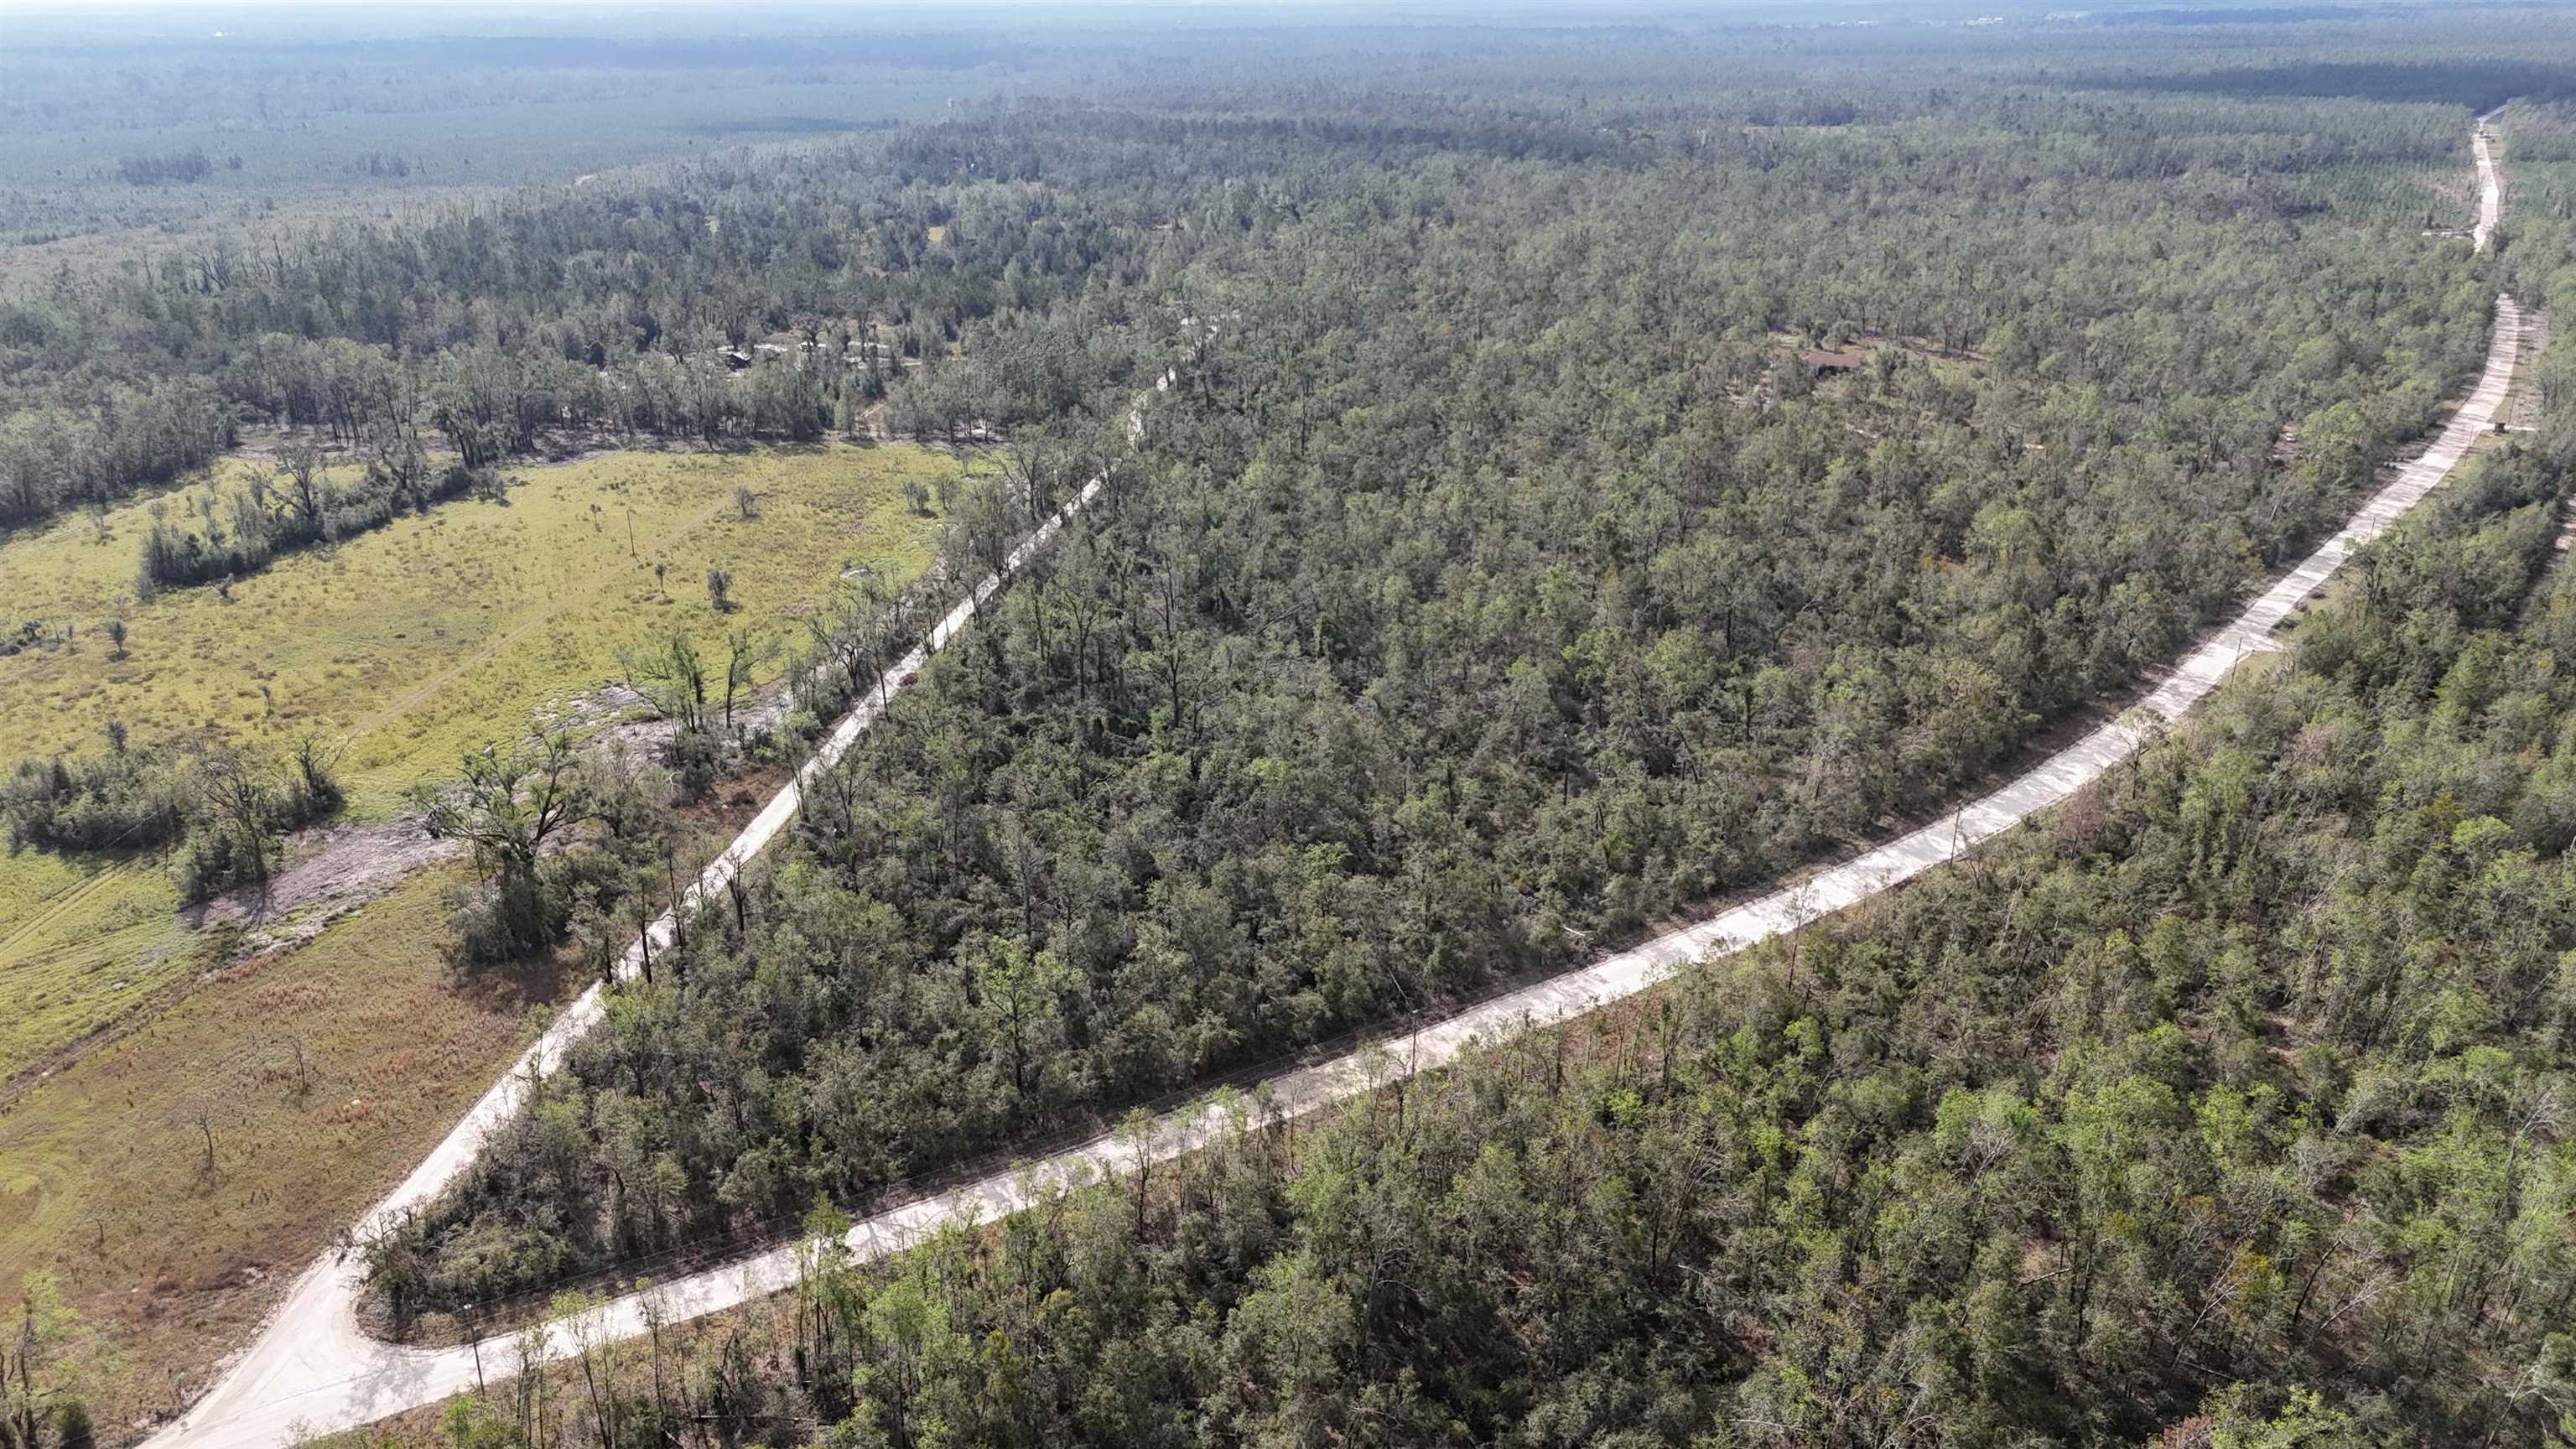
{"left": 143, "top": 127, "right": 2516, "bottom": 1449}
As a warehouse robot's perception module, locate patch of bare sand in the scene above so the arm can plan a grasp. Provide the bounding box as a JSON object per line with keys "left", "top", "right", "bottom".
{"left": 544, "top": 670, "right": 802, "bottom": 762}
{"left": 180, "top": 818, "right": 463, "bottom": 958}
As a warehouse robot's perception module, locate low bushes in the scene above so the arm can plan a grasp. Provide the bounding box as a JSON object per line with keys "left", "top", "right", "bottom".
{"left": 137, "top": 456, "right": 498, "bottom": 594}
{"left": 2, "top": 737, "right": 344, "bottom": 900}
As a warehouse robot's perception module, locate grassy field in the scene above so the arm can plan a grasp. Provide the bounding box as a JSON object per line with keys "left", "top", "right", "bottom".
{"left": 3, "top": 775, "right": 794, "bottom": 1434}
{"left": 0, "top": 858, "right": 188, "bottom": 1095}
{"left": 0, "top": 440, "right": 956, "bottom": 1083}
{"left": 0, "top": 439, "right": 956, "bottom": 1434}
{"left": 0, "top": 864, "right": 517, "bottom": 1430}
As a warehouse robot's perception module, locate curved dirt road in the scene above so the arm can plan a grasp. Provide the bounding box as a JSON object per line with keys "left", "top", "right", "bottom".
{"left": 143, "top": 131, "right": 2517, "bottom": 1449}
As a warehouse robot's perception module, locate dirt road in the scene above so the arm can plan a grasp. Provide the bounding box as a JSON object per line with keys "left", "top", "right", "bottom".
{"left": 2475, "top": 105, "right": 2505, "bottom": 251}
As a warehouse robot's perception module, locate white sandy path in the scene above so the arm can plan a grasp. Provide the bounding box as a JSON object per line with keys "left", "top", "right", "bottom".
{"left": 2476, "top": 105, "right": 2505, "bottom": 251}
{"left": 145, "top": 135, "right": 2515, "bottom": 1449}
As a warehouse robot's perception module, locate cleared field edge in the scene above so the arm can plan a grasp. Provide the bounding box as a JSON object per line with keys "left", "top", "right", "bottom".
{"left": 0, "top": 444, "right": 947, "bottom": 780}
{"left": 0, "top": 444, "right": 947, "bottom": 1094}
{"left": 148, "top": 126, "right": 2517, "bottom": 1449}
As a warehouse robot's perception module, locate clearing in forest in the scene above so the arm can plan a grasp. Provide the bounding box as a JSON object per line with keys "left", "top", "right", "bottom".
{"left": 0, "top": 441, "right": 954, "bottom": 1082}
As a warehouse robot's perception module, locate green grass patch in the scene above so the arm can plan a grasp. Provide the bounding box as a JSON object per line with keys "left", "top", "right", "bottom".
{"left": 0, "top": 854, "right": 187, "bottom": 1083}
{"left": 0, "top": 439, "right": 954, "bottom": 1076}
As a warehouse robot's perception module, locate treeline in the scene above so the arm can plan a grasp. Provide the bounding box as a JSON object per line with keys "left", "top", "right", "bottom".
{"left": 114, "top": 147, "right": 211, "bottom": 185}
{"left": 370, "top": 80, "right": 2509, "bottom": 1310}
{"left": 0, "top": 55, "right": 2496, "bottom": 539}
{"left": 374, "top": 428, "right": 2576, "bottom": 1449}
{"left": 0, "top": 382, "right": 235, "bottom": 532}
{"left": 0, "top": 130, "right": 1182, "bottom": 535}
{"left": 135, "top": 441, "right": 498, "bottom": 592}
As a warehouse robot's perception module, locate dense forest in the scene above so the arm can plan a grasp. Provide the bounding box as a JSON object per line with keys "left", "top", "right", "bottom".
{"left": 0, "top": 139, "right": 1159, "bottom": 532}
{"left": 385, "top": 370, "right": 2576, "bottom": 1449}
{"left": 0, "top": 18, "right": 2537, "bottom": 535}
{"left": 356, "top": 67, "right": 2528, "bottom": 1315}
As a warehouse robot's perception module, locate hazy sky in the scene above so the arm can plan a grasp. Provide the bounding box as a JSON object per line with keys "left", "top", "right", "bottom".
{"left": 4, "top": 0, "right": 1777, "bottom": 19}
{"left": 3, "top": 0, "right": 1816, "bottom": 43}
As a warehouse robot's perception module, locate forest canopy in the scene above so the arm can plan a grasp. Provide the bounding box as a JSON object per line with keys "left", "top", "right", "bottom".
{"left": 10, "top": 10, "right": 2576, "bottom": 1446}
{"left": 530, "top": 428, "right": 2576, "bottom": 1448}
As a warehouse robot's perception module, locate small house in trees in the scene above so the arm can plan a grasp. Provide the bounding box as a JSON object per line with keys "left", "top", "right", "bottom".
{"left": 720, "top": 348, "right": 754, "bottom": 371}
{"left": 1799, "top": 347, "right": 1867, "bottom": 377}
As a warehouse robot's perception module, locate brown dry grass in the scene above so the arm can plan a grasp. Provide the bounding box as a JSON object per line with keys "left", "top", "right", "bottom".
{"left": 0, "top": 770, "right": 803, "bottom": 1441}
{"left": 1, "top": 865, "right": 544, "bottom": 1437}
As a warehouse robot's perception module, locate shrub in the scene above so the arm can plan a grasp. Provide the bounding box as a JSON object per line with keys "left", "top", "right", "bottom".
{"left": 137, "top": 459, "right": 480, "bottom": 593}
{"left": 3, "top": 739, "right": 345, "bottom": 901}
{"left": 1, "top": 752, "right": 187, "bottom": 854}
{"left": 663, "top": 725, "right": 726, "bottom": 799}
{"left": 447, "top": 867, "right": 576, "bottom": 967}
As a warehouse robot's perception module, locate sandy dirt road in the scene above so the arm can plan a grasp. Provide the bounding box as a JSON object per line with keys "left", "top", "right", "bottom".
{"left": 2475, "top": 105, "right": 2505, "bottom": 250}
